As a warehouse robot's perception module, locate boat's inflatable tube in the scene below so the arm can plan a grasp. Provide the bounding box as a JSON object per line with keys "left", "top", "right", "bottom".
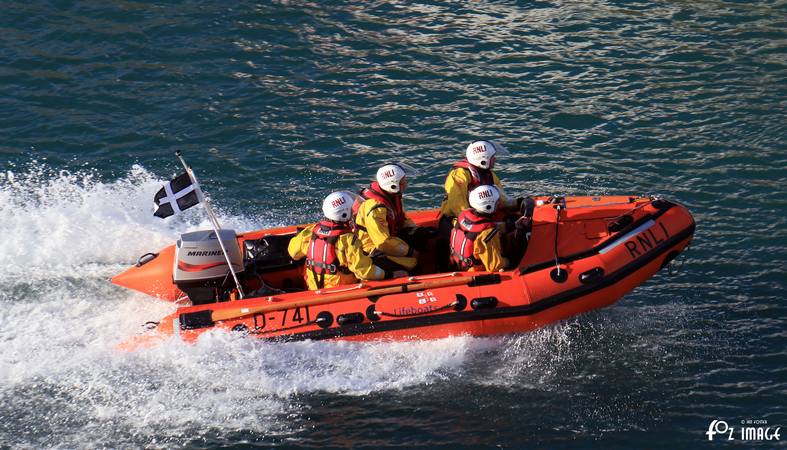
{"left": 114, "top": 196, "right": 694, "bottom": 349}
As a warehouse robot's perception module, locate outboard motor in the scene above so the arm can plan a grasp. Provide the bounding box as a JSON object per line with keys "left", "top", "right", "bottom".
{"left": 173, "top": 229, "right": 243, "bottom": 304}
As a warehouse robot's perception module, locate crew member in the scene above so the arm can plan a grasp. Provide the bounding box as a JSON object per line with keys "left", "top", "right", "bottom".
{"left": 288, "top": 191, "right": 387, "bottom": 290}
{"left": 450, "top": 185, "right": 529, "bottom": 272}
{"left": 435, "top": 140, "right": 521, "bottom": 271}
{"left": 353, "top": 163, "right": 427, "bottom": 272}
{"left": 438, "top": 140, "right": 519, "bottom": 227}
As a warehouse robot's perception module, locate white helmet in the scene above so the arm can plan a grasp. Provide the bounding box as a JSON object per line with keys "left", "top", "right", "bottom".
{"left": 376, "top": 163, "right": 418, "bottom": 194}
{"left": 469, "top": 185, "right": 501, "bottom": 214}
{"left": 322, "top": 191, "right": 356, "bottom": 222}
{"left": 465, "top": 140, "right": 509, "bottom": 169}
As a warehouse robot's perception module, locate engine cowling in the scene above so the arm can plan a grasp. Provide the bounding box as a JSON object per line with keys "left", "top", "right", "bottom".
{"left": 173, "top": 229, "right": 243, "bottom": 304}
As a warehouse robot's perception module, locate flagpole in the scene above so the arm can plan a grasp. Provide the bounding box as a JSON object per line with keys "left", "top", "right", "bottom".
{"left": 175, "top": 151, "right": 245, "bottom": 299}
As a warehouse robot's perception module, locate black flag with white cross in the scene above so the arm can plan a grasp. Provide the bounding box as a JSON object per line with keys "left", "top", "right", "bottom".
{"left": 153, "top": 172, "right": 199, "bottom": 218}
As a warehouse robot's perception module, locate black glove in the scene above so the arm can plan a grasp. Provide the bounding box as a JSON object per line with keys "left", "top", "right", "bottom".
{"left": 515, "top": 216, "right": 531, "bottom": 230}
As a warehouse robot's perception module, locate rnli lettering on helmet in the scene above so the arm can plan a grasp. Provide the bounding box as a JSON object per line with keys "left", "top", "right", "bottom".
{"left": 624, "top": 222, "right": 670, "bottom": 259}
{"left": 187, "top": 250, "right": 223, "bottom": 256}
{"left": 381, "top": 169, "right": 395, "bottom": 179}
{"left": 331, "top": 196, "right": 346, "bottom": 208}
{"left": 478, "top": 189, "right": 492, "bottom": 199}
{"left": 472, "top": 144, "right": 487, "bottom": 154}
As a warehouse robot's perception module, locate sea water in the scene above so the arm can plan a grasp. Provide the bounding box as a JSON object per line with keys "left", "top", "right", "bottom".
{"left": 1, "top": 1, "right": 785, "bottom": 448}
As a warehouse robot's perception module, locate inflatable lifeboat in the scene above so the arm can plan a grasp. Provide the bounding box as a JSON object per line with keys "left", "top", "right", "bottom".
{"left": 113, "top": 196, "right": 694, "bottom": 349}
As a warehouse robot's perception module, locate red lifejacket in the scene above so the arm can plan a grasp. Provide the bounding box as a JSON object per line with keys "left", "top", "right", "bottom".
{"left": 305, "top": 220, "right": 353, "bottom": 288}
{"left": 352, "top": 181, "right": 406, "bottom": 235}
{"left": 450, "top": 209, "right": 497, "bottom": 270}
{"left": 452, "top": 160, "right": 495, "bottom": 192}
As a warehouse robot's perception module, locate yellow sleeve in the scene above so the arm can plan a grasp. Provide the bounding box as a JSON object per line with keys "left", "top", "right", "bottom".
{"left": 287, "top": 227, "right": 313, "bottom": 260}
{"left": 337, "top": 234, "right": 386, "bottom": 281}
{"left": 365, "top": 205, "right": 412, "bottom": 256}
{"left": 475, "top": 227, "right": 506, "bottom": 272}
{"left": 439, "top": 168, "right": 473, "bottom": 217}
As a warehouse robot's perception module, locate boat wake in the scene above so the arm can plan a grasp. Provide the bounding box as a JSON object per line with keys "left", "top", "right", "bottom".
{"left": 0, "top": 162, "right": 666, "bottom": 447}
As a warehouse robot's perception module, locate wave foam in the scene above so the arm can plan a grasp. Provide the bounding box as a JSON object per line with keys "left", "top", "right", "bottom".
{"left": 0, "top": 163, "right": 257, "bottom": 282}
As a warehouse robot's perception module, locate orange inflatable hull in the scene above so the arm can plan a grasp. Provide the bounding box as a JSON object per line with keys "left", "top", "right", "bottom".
{"left": 114, "top": 196, "right": 694, "bottom": 349}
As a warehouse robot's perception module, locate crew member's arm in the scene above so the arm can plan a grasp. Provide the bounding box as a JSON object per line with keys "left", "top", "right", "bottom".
{"left": 286, "top": 227, "right": 312, "bottom": 260}
{"left": 400, "top": 199, "right": 418, "bottom": 233}
{"left": 439, "top": 168, "right": 473, "bottom": 218}
{"left": 337, "top": 234, "right": 386, "bottom": 281}
{"left": 492, "top": 172, "right": 517, "bottom": 210}
{"left": 365, "top": 206, "right": 413, "bottom": 257}
{"left": 475, "top": 227, "right": 508, "bottom": 272}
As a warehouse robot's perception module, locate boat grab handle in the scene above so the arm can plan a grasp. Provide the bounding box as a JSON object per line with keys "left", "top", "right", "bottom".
{"left": 136, "top": 252, "right": 158, "bottom": 267}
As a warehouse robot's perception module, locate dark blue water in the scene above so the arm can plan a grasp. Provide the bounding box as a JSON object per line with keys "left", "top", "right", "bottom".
{"left": 1, "top": 1, "right": 785, "bottom": 448}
